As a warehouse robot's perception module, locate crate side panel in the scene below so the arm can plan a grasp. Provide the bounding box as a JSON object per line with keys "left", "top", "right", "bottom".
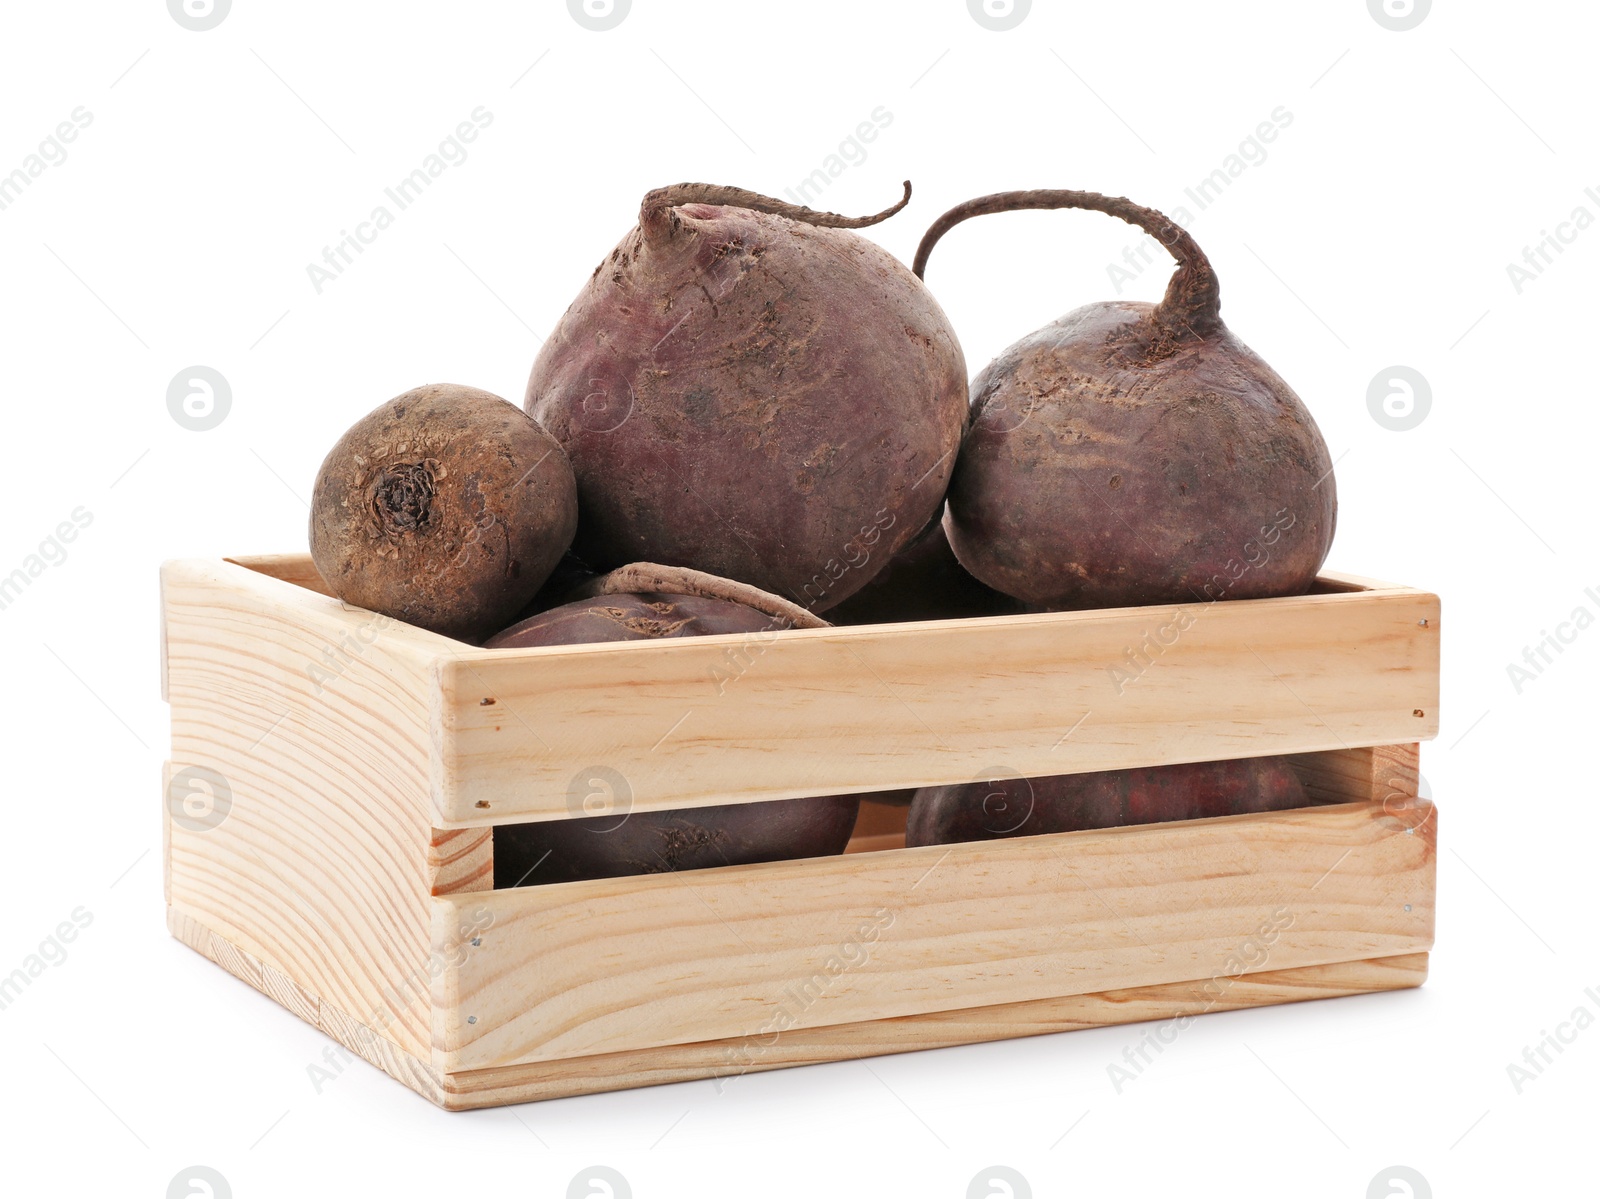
{"left": 435, "top": 798, "right": 1436, "bottom": 1071}
{"left": 434, "top": 952, "right": 1429, "bottom": 1108}
{"left": 163, "top": 559, "right": 455, "bottom": 1059}
{"left": 169, "top": 907, "right": 449, "bottom": 1107}
{"left": 436, "top": 588, "right": 1440, "bottom": 825}
{"left": 172, "top": 896, "right": 1427, "bottom": 1111}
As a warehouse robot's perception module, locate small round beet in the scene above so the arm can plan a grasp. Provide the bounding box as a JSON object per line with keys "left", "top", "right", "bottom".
{"left": 310, "top": 384, "right": 577, "bottom": 641}
{"left": 526, "top": 182, "right": 969, "bottom": 612}
{"left": 914, "top": 191, "right": 1336, "bottom": 611}
{"left": 905, "top": 756, "right": 1309, "bottom": 847}
{"left": 488, "top": 565, "right": 859, "bottom": 886}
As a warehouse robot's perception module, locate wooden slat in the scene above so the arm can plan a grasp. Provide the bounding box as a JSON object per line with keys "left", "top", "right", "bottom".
{"left": 431, "top": 798, "right": 1436, "bottom": 1072}
{"left": 1314, "top": 570, "right": 1427, "bottom": 594}
{"left": 222, "top": 554, "right": 1404, "bottom": 604}
{"left": 226, "top": 553, "right": 335, "bottom": 597}
{"left": 843, "top": 832, "right": 905, "bottom": 855}
{"left": 851, "top": 798, "right": 912, "bottom": 839}
{"left": 432, "top": 586, "right": 1440, "bottom": 826}
{"left": 1289, "top": 744, "right": 1420, "bottom": 806}
{"left": 172, "top": 902, "right": 1425, "bottom": 1111}
{"left": 428, "top": 829, "right": 493, "bottom": 896}
{"left": 163, "top": 558, "right": 465, "bottom": 1059}
{"left": 433, "top": 952, "right": 1429, "bottom": 1109}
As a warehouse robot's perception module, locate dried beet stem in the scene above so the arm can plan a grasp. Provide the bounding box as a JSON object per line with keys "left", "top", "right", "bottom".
{"left": 641, "top": 180, "right": 911, "bottom": 242}
{"left": 912, "top": 189, "right": 1222, "bottom": 338}
{"left": 574, "top": 562, "right": 831, "bottom": 629}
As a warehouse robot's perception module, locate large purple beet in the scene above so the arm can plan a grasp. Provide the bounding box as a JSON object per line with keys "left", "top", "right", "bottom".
{"left": 526, "top": 182, "right": 968, "bottom": 612}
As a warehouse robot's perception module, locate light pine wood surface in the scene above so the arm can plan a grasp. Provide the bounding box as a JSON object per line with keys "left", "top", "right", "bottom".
{"left": 433, "top": 797, "right": 1435, "bottom": 1072}
{"left": 163, "top": 559, "right": 464, "bottom": 1057}
{"left": 163, "top": 556, "right": 1441, "bottom": 1107}
{"left": 432, "top": 582, "right": 1439, "bottom": 826}
{"left": 171, "top": 906, "right": 1427, "bottom": 1110}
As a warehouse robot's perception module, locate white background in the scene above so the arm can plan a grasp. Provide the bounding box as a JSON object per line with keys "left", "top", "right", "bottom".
{"left": 1, "top": 1, "right": 1594, "bottom": 1195}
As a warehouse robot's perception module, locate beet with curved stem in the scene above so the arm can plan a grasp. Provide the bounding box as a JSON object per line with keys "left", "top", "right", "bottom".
{"left": 914, "top": 190, "right": 1336, "bottom": 611}
{"left": 526, "top": 181, "right": 969, "bottom": 613}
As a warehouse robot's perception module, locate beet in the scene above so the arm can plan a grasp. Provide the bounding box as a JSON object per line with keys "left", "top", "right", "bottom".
{"left": 487, "top": 586, "right": 819, "bottom": 650}
{"left": 905, "top": 756, "right": 1310, "bottom": 847}
{"left": 526, "top": 182, "right": 969, "bottom": 612}
{"left": 825, "top": 511, "right": 1026, "bottom": 626}
{"left": 913, "top": 190, "right": 1336, "bottom": 610}
{"left": 495, "top": 791, "right": 861, "bottom": 887}
{"left": 489, "top": 565, "right": 857, "bottom": 886}
{"left": 309, "top": 384, "right": 577, "bottom": 641}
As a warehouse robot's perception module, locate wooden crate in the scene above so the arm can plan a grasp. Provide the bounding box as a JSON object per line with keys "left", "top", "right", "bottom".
{"left": 160, "top": 556, "right": 1440, "bottom": 1110}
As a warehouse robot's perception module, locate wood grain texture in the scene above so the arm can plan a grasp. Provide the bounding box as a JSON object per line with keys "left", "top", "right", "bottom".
{"left": 226, "top": 554, "right": 335, "bottom": 597}
{"left": 844, "top": 832, "right": 906, "bottom": 855}
{"left": 163, "top": 558, "right": 467, "bottom": 1059}
{"left": 171, "top": 904, "right": 1425, "bottom": 1111}
{"left": 432, "top": 798, "right": 1436, "bottom": 1072}
{"left": 166, "top": 556, "right": 1442, "bottom": 1109}
{"left": 170, "top": 907, "right": 449, "bottom": 1104}
{"left": 434, "top": 951, "right": 1431, "bottom": 1109}
{"left": 428, "top": 828, "right": 492, "bottom": 896}
{"left": 851, "top": 798, "right": 914, "bottom": 839}
{"left": 1290, "top": 744, "right": 1420, "bottom": 806}
{"left": 432, "top": 585, "right": 1440, "bottom": 826}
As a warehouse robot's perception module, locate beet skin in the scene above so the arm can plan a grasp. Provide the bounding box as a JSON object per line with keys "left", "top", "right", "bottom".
{"left": 309, "top": 384, "right": 577, "bottom": 642}
{"left": 914, "top": 190, "right": 1336, "bottom": 611}
{"left": 526, "top": 183, "right": 969, "bottom": 612}
{"left": 494, "top": 791, "right": 861, "bottom": 888}
{"left": 489, "top": 574, "right": 860, "bottom": 886}
{"left": 905, "top": 756, "right": 1310, "bottom": 847}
